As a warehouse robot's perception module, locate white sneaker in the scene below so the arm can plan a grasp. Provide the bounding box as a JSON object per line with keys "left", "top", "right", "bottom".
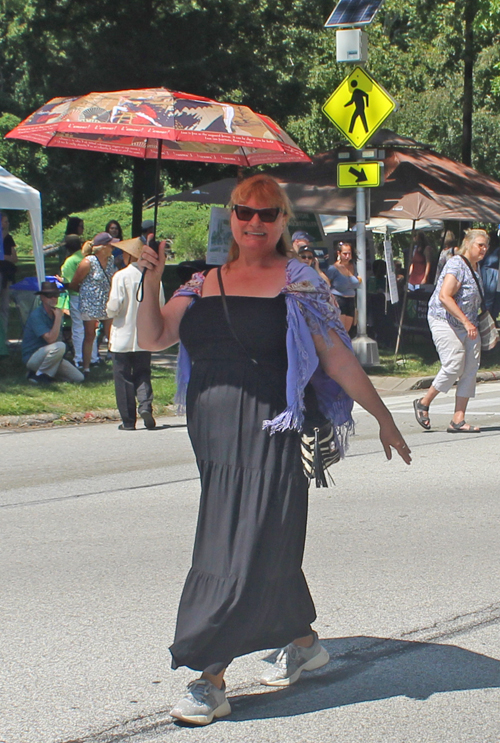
{"left": 170, "top": 679, "right": 231, "bottom": 725}
{"left": 260, "top": 631, "right": 329, "bottom": 687}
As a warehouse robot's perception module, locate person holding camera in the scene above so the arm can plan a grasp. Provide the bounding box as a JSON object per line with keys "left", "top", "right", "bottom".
{"left": 297, "top": 245, "right": 330, "bottom": 285}
{"left": 136, "top": 174, "right": 411, "bottom": 726}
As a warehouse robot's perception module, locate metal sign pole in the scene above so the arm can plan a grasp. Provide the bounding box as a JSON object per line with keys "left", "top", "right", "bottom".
{"left": 351, "top": 187, "right": 380, "bottom": 366}
{"left": 356, "top": 186, "right": 367, "bottom": 334}
{"left": 322, "top": 13, "right": 397, "bottom": 367}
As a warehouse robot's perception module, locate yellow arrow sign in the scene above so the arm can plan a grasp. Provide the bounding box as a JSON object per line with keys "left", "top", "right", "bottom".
{"left": 323, "top": 67, "right": 397, "bottom": 149}
{"left": 337, "top": 161, "right": 383, "bottom": 188}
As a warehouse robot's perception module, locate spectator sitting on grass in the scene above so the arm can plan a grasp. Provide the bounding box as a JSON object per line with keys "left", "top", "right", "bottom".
{"left": 22, "top": 281, "right": 85, "bottom": 385}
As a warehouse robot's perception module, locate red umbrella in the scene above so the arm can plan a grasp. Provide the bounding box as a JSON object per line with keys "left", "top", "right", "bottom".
{"left": 5, "top": 88, "right": 310, "bottom": 167}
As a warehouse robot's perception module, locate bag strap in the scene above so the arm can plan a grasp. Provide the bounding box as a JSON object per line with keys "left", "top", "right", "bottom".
{"left": 216, "top": 266, "right": 258, "bottom": 365}
{"left": 459, "top": 255, "right": 486, "bottom": 312}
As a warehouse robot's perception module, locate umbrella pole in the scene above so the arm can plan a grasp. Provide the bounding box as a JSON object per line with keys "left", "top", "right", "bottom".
{"left": 394, "top": 220, "right": 416, "bottom": 358}
{"left": 153, "top": 139, "right": 163, "bottom": 240}
{"left": 136, "top": 139, "right": 163, "bottom": 304}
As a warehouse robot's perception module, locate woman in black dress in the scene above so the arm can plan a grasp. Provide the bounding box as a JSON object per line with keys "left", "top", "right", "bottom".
{"left": 137, "top": 175, "right": 411, "bottom": 725}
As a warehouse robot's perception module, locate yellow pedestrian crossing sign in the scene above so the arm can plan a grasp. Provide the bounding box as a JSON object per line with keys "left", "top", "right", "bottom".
{"left": 322, "top": 67, "right": 397, "bottom": 149}
{"left": 337, "top": 161, "right": 383, "bottom": 188}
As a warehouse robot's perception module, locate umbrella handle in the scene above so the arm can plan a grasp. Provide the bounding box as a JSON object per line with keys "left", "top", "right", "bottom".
{"left": 152, "top": 139, "right": 163, "bottom": 241}
{"left": 147, "top": 235, "right": 159, "bottom": 255}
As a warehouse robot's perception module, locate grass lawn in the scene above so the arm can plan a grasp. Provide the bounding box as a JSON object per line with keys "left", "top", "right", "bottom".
{"left": 0, "top": 352, "right": 176, "bottom": 418}
{"left": 4, "top": 253, "right": 500, "bottom": 419}
{"left": 3, "top": 333, "right": 500, "bottom": 420}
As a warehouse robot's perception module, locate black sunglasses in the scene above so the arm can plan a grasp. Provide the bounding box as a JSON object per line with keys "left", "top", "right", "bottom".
{"left": 232, "top": 205, "right": 282, "bottom": 223}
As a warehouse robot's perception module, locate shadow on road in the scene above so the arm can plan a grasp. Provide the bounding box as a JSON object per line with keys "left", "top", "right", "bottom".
{"left": 229, "top": 635, "right": 500, "bottom": 721}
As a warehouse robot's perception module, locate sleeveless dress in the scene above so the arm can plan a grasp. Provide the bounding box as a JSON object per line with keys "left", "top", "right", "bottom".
{"left": 79, "top": 255, "right": 115, "bottom": 319}
{"left": 170, "top": 293, "right": 317, "bottom": 674}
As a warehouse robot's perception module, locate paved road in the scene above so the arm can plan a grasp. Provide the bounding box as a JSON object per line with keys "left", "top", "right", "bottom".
{"left": 2, "top": 383, "right": 500, "bottom": 743}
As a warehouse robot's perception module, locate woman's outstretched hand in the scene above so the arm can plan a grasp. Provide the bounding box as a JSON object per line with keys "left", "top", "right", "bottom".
{"left": 379, "top": 419, "right": 412, "bottom": 464}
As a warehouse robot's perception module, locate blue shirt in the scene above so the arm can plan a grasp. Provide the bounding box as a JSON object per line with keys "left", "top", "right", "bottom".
{"left": 22, "top": 305, "right": 56, "bottom": 362}
{"left": 326, "top": 265, "right": 360, "bottom": 297}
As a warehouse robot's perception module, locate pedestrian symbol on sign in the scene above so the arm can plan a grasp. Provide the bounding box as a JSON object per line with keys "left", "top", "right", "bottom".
{"left": 345, "top": 80, "right": 369, "bottom": 134}
{"left": 322, "top": 67, "right": 397, "bottom": 149}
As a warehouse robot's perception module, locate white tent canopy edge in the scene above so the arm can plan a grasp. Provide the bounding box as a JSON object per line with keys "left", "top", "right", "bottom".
{"left": 0, "top": 166, "right": 44, "bottom": 288}
{"left": 320, "top": 215, "right": 444, "bottom": 234}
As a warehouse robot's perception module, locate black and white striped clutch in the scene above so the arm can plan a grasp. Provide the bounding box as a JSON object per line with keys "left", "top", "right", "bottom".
{"left": 300, "top": 423, "right": 340, "bottom": 488}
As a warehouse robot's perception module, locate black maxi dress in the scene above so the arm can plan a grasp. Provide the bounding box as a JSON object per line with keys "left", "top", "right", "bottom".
{"left": 170, "top": 292, "right": 317, "bottom": 674}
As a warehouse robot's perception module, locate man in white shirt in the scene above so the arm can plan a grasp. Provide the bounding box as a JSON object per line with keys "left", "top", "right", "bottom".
{"left": 106, "top": 238, "right": 165, "bottom": 430}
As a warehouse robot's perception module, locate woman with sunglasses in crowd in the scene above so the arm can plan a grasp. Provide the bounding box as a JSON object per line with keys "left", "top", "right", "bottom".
{"left": 326, "top": 241, "right": 361, "bottom": 333}
{"left": 137, "top": 174, "right": 411, "bottom": 726}
{"left": 298, "top": 245, "right": 331, "bottom": 285}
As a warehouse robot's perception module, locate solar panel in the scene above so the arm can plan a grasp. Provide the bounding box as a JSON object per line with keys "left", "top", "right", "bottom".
{"left": 324, "top": 0, "right": 385, "bottom": 28}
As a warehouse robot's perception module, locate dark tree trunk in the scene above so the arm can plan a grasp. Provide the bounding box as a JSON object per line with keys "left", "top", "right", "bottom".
{"left": 462, "top": 0, "right": 478, "bottom": 166}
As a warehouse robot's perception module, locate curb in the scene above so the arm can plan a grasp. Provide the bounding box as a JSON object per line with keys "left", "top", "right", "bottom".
{"left": 0, "top": 409, "right": 121, "bottom": 430}
{"left": 0, "top": 407, "right": 179, "bottom": 430}
{"left": 2, "top": 372, "right": 500, "bottom": 431}
{"left": 369, "top": 370, "right": 500, "bottom": 394}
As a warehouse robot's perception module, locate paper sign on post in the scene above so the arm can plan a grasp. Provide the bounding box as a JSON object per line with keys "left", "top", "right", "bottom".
{"left": 206, "top": 207, "right": 232, "bottom": 265}
{"left": 384, "top": 239, "right": 400, "bottom": 305}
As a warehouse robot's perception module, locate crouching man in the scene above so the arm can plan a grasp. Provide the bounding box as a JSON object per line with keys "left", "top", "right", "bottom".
{"left": 22, "top": 280, "right": 85, "bottom": 384}
{"left": 106, "top": 238, "right": 165, "bottom": 430}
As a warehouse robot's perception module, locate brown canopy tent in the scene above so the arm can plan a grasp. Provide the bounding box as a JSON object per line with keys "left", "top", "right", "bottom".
{"left": 163, "top": 131, "right": 500, "bottom": 358}
{"left": 162, "top": 130, "right": 500, "bottom": 223}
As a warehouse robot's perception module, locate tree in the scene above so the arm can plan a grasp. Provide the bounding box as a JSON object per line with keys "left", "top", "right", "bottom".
{"left": 2, "top": 0, "right": 500, "bottom": 233}
{"left": 0, "top": 0, "right": 338, "bottom": 228}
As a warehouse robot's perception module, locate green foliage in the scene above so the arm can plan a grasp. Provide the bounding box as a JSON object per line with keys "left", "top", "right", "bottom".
{"left": 40, "top": 196, "right": 210, "bottom": 262}
{"left": 2, "top": 0, "right": 500, "bottom": 225}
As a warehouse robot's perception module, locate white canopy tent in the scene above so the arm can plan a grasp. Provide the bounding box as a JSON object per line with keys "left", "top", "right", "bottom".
{"left": 0, "top": 166, "right": 44, "bottom": 287}
{"left": 320, "top": 215, "right": 444, "bottom": 235}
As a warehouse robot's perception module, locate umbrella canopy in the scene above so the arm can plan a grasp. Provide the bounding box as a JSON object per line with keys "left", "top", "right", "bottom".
{"left": 5, "top": 88, "right": 310, "bottom": 166}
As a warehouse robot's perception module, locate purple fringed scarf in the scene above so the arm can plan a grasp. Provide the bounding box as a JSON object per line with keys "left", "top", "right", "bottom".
{"left": 172, "top": 258, "right": 355, "bottom": 456}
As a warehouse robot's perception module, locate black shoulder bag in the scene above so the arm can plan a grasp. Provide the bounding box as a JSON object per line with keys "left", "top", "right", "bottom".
{"left": 216, "top": 267, "right": 339, "bottom": 488}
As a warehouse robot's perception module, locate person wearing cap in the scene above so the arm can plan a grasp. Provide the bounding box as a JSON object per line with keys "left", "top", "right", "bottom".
{"left": 66, "top": 232, "right": 118, "bottom": 374}
{"left": 21, "top": 281, "right": 85, "bottom": 384}
{"left": 106, "top": 238, "right": 165, "bottom": 430}
{"left": 291, "top": 230, "right": 314, "bottom": 254}
{"left": 139, "top": 219, "right": 155, "bottom": 244}
{"left": 60, "top": 234, "right": 99, "bottom": 368}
